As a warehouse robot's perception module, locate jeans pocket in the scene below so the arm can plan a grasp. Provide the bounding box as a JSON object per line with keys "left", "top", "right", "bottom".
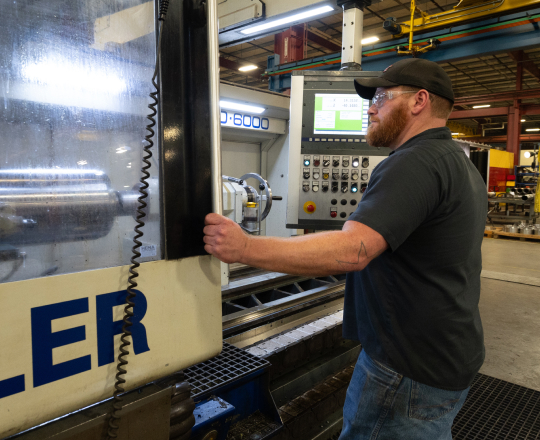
{"left": 409, "top": 380, "right": 465, "bottom": 421}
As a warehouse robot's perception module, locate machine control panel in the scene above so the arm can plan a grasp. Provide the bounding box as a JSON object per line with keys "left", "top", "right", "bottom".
{"left": 297, "top": 153, "right": 386, "bottom": 222}
{"left": 286, "top": 71, "right": 390, "bottom": 230}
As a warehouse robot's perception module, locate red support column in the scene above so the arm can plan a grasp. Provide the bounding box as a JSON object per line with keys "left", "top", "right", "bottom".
{"left": 507, "top": 51, "right": 523, "bottom": 166}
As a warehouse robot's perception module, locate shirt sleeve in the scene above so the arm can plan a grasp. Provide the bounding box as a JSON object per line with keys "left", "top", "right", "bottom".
{"left": 348, "top": 149, "right": 441, "bottom": 251}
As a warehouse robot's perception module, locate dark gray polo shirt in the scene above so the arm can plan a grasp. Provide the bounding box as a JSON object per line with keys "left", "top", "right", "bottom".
{"left": 344, "top": 127, "right": 487, "bottom": 391}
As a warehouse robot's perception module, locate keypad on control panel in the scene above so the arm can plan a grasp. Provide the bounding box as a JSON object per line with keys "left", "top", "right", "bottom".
{"left": 299, "top": 154, "right": 381, "bottom": 219}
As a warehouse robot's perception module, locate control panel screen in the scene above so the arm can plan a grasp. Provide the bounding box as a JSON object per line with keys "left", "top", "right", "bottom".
{"left": 313, "top": 93, "right": 370, "bottom": 135}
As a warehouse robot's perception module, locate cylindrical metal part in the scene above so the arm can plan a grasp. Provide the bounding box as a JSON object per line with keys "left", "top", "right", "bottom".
{"left": 0, "top": 169, "right": 137, "bottom": 245}
{"left": 207, "top": 0, "right": 223, "bottom": 215}
{"left": 522, "top": 194, "right": 535, "bottom": 201}
{"left": 243, "top": 202, "right": 259, "bottom": 231}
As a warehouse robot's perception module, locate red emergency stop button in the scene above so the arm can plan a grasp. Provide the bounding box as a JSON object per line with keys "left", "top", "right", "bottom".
{"left": 303, "top": 201, "right": 316, "bottom": 214}
{"left": 330, "top": 211, "right": 337, "bottom": 218}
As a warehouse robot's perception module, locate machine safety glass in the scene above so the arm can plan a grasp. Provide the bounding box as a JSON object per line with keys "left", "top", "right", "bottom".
{"left": 371, "top": 90, "right": 417, "bottom": 108}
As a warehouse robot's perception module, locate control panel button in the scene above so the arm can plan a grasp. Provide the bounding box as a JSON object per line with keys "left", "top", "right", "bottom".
{"left": 361, "top": 169, "right": 369, "bottom": 181}
{"left": 340, "top": 212, "right": 347, "bottom": 218}
{"left": 351, "top": 170, "right": 359, "bottom": 181}
{"left": 340, "top": 199, "right": 347, "bottom": 205}
{"left": 322, "top": 182, "right": 329, "bottom": 192}
{"left": 313, "top": 169, "right": 320, "bottom": 180}
{"left": 313, "top": 155, "right": 320, "bottom": 167}
{"left": 331, "top": 182, "right": 339, "bottom": 193}
{"left": 350, "top": 199, "right": 357, "bottom": 206}
{"left": 341, "top": 170, "right": 349, "bottom": 180}
{"left": 332, "top": 169, "right": 340, "bottom": 180}
{"left": 361, "top": 183, "right": 368, "bottom": 193}
{"left": 303, "top": 155, "right": 311, "bottom": 166}
{"left": 330, "top": 207, "right": 337, "bottom": 218}
{"left": 323, "top": 156, "right": 330, "bottom": 167}
{"left": 332, "top": 156, "right": 340, "bottom": 167}
{"left": 351, "top": 183, "right": 358, "bottom": 193}
{"left": 352, "top": 157, "right": 359, "bottom": 168}
{"left": 342, "top": 156, "right": 350, "bottom": 167}
{"left": 303, "top": 168, "right": 310, "bottom": 179}
{"left": 362, "top": 157, "right": 369, "bottom": 168}
{"left": 322, "top": 168, "right": 329, "bottom": 180}
{"left": 312, "top": 182, "right": 319, "bottom": 192}
{"left": 331, "top": 199, "right": 337, "bottom": 205}
{"left": 302, "top": 181, "right": 310, "bottom": 192}
{"left": 303, "top": 201, "right": 316, "bottom": 214}
{"left": 341, "top": 182, "right": 348, "bottom": 193}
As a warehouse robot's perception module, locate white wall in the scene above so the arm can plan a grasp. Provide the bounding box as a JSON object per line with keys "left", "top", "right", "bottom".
{"left": 221, "top": 141, "right": 261, "bottom": 177}
{"left": 265, "top": 131, "right": 294, "bottom": 238}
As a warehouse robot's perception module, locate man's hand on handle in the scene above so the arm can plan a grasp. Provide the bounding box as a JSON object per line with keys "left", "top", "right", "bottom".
{"left": 203, "top": 213, "right": 250, "bottom": 264}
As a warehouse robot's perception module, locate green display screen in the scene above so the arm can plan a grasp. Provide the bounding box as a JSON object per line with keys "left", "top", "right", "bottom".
{"left": 313, "top": 93, "right": 369, "bottom": 135}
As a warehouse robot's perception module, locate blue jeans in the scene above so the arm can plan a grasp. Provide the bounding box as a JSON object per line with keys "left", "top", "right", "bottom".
{"left": 339, "top": 350, "right": 470, "bottom": 440}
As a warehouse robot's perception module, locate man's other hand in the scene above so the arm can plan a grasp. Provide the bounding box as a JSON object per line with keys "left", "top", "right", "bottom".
{"left": 203, "top": 213, "right": 250, "bottom": 264}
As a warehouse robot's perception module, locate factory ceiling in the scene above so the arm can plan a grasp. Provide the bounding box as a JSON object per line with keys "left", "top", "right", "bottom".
{"left": 218, "top": 0, "right": 540, "bottom": 140}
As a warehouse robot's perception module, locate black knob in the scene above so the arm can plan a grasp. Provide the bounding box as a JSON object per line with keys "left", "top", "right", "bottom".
{"left": 272, "top": 196, "right": 283, "bottom": 201}
{"left": 259, "top": 184, "right": 266, "bottom": 190}
{"left": 350, "top": 199, "right": 357, "bottom": 206}
{"left": 331, "top": 199, "right": 337, "bottom": 205}
{"left": 340, "top": 212, "right": 347, "bottom": 218}
{"left": 341, "top": 199, "right": 347, "bottom": 205}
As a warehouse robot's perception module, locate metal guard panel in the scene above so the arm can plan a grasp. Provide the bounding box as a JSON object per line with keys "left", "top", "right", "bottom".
{"left": 0, "top": 256, "right": 222, "bottom": 438}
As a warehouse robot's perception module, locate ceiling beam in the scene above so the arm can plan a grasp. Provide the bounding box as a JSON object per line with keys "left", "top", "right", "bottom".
{"left": 306, "top": 30, "right": 341, "bottom": 52}
{"left": 454, "top": 89, "right": 540, "bottom": 106}
{"left": 458, "top": 134, "right": 540, "bottom": 143}
{"left": 450, "top": 107, "right": 509, "bottom": 119}
{"left": 509, "top": 50, "right": 540, "bottom": 83}
{"left": 521, "top": 105, "right": 540, "bottom": 116}
{"left": 219, "top": 57, "right": 262, "bottom": 82}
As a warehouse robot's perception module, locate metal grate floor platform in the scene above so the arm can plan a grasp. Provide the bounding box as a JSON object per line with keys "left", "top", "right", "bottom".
{"left": 453, "top": 373, "right": 540, "bottom": 439}
{"left": 183, "top": 343, "right": 270, "bottom": 399}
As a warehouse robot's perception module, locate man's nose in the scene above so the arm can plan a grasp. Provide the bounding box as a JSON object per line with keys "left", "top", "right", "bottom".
{"left": 368, "top": 104, "right": 377, "bottom": 116}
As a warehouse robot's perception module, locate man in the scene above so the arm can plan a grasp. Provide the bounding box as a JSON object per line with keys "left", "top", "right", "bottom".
{"left": 204, "top": 58, "right": 487, "bottom": 439}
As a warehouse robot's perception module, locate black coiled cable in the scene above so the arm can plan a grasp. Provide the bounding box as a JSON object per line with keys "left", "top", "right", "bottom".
{"left": 159, "top": 0, "right": 170, "bottom": 19}
{"left": 107, "top": 1, "right": 169, "bottom": 437}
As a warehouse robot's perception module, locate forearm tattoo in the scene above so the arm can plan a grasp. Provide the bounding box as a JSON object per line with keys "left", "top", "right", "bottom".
{"left": 335, "top": 241, "right": 383, "bottom": 268}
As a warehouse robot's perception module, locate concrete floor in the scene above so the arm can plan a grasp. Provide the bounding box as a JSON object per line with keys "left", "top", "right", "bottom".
{"left": 479, "top": 237, "right": 540, "bottom": 391}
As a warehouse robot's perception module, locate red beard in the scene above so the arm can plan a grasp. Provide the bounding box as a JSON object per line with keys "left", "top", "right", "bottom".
{"left": 366, "top": 102, "right": 409, "bottom": 148}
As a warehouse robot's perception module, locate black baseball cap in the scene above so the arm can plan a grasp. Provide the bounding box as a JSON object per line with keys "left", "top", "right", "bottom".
{"left": 354, "top": 58, "right": 454, "bottom": 103}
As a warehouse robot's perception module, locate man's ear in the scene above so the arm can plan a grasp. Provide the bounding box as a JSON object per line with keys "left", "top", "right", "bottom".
{"left": 410, "top": 90, "right": 430, "bottom": 116}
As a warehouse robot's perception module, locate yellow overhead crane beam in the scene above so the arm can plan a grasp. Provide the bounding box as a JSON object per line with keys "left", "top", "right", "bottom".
{"left": 385, "top": 0, "right": 540, "bottom": 40}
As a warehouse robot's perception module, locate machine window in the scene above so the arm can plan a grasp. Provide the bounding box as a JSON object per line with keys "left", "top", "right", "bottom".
{"left": 0, "top": 0, "right": 162, "bottom": 283}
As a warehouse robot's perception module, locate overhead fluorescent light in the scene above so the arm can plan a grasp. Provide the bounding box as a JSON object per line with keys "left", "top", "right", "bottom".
{"left": 240, "top": 5, "right": 334, "bottom": 35}
{"left": 77, "top": 160, "right": 87, "bottom": 165}
{"left": 526, "top": 128, "right": 540, "bottom": 132}
{"left": 361, "top": 36, "right": 379, "bottom": 45}
{"left": 451, "top": 133, "right": 463, "bottom": 136}
{"left": 220, "top": 100, "right": 265, "bottom": 114}
{"left": 521, "top": 119, "right": 526, "bottom": 122}
{"left": 472, "top": 105, "right": 491, "bottom": 109}
{"left": 239, "top": 65, "right": 258, "bottom": 72}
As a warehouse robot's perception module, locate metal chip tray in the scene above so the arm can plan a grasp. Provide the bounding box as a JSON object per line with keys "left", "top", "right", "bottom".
{"left": 183, "top": 343, "right": 270, "bottom": 399}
